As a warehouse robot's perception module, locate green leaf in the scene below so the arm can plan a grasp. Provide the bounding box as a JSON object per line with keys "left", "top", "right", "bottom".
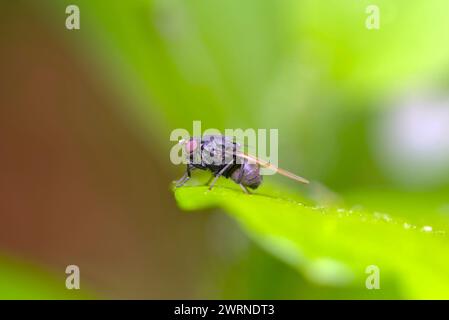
{"left": 174, "top": 183, "right": 449, "bottom": 299}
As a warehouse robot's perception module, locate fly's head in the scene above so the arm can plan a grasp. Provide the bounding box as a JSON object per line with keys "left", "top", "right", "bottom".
{"left": 179, "top": 137, "right": 202, "bottom": 165}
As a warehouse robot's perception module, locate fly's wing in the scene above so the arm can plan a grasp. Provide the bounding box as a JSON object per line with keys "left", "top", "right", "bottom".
{"left": 234, "top": 151, "right": 309, "bottom": 184}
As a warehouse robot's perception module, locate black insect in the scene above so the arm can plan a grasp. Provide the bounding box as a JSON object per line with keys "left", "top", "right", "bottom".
{"left": 175, "top": 135, "right": 309, "bottom": 193}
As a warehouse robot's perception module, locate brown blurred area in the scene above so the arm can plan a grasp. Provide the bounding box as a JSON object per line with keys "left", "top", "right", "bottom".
{"left": 0, "top": 2, "right": 211, "bottom": 298}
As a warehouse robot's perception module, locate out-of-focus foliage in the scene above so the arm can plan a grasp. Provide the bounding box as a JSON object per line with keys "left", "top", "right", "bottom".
{"left": 0, "top": 256, "right": 90, "bottom": 299}
{"left": 175, "top": 183, "right": 449, "bottom": 299}
{"left": 50, "top": 0, "right": 449, "bottom": 123}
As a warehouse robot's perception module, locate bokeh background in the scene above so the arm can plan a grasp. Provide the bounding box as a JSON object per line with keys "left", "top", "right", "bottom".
{"left": 1, "top": 0, "right": 449, "bottom": 299}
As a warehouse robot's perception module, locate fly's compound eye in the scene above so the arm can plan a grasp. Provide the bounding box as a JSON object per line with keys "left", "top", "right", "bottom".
{"left": 185, "top": 139, "right": 198, "bottom": 154}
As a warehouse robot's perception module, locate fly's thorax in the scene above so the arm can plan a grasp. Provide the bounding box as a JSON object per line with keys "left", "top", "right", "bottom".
{"left": 203, "top": 136, "right": 236, "bottom": 165}
{"left": 186, "top": 135, "right": 237, "bottom": 166}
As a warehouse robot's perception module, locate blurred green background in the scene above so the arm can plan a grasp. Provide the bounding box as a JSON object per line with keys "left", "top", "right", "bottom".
{"left": 1, "top": 0, "right": 449, "bottom": 299}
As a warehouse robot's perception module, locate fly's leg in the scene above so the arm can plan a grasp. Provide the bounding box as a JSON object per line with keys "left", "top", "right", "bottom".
{"left": 175, "top": 166, "right": 192, "bottom": 188}
{"left": 239, "top": 184, "right": 251, "bottom": 194}
{"left": 175, "top": 172, "right": 189, "bottom": 187}
{"left": 204, "top": 175, "right": 214, "bottom": 186}
{"left": 208, "top": 162, "right": 234, "bottom": 191}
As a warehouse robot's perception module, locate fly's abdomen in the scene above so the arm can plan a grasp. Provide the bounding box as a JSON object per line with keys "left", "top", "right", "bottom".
{"left": 231, "top": 163, "right": 262, "bottom": 189}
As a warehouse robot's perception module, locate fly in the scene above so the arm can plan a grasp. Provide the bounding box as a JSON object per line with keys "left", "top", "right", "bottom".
{"left": 174, "top": 135, "right": 309, "bottom": 193}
